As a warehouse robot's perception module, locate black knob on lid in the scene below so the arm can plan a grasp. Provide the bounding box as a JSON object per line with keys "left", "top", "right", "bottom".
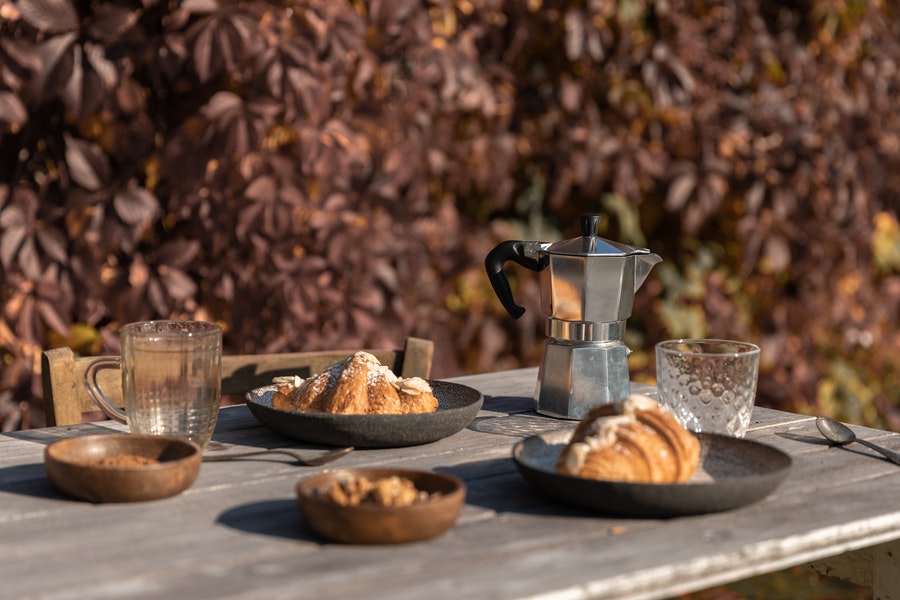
{"left": 580, "top": 213, "right": 602, "bottom": 237}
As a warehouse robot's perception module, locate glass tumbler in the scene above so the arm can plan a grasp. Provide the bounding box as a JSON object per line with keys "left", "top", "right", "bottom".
{"left": 655, "top": 339, "right": 760, "bottom": 437}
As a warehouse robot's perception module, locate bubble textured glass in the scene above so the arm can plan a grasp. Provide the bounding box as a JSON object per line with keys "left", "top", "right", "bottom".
{"left": 655, "top": 339, "right": 760, "bottom": 437}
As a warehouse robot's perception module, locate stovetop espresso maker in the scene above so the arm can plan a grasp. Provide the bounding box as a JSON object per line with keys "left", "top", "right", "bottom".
{"left": 485, "top": 213, "right": 661, "bottom": 419}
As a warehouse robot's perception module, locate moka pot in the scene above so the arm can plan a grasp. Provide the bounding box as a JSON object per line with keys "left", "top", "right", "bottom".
{"left": 485, "top": 213, "right": 662, "bottom": 419}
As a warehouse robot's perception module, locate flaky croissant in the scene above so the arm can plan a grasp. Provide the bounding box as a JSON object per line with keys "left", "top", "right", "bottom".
{"left": 556, "top": 395, "right": 700, "bottom": 484}
{"left": 271, "top": 351, "right": 438, "bottom": 415}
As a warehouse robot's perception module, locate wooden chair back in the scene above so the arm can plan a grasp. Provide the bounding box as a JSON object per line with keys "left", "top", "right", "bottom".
{"left": 40, "top": 337, "right": 435, "bottom": 426}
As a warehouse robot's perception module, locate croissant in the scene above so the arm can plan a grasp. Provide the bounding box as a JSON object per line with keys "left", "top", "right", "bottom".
{"left": 271, "top": 351, "right": 438, "bottom": 415}
{"left": 556, "top": 395, "right": 700, "bottom": 483}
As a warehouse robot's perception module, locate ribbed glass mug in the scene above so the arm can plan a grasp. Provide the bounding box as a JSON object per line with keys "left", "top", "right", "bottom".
{"left": 84, "top": 320, "right": 222, "bottom": 447}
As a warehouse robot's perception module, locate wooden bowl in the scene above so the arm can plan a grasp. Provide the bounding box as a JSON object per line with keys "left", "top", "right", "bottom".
{"left": 44, "top": 434, "right": 201, "bottom": 503}
{"left": 296, "top": 468, "right": 465, "bottom": 544}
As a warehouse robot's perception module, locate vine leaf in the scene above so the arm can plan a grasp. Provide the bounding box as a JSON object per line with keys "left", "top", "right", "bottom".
{"left": 36, "top": 227, "right": 68, "bottom": 265}
{"left": 86, "top": 4, "right": 142, "bottom": 43}
{"left": 17, "top": 0, "right": 78, "bottom": 34}
{"left": 666, "top": 171, "right": 696, "bottom": 211}
{"left": 113, "top": 184, "right": 159, "bottom": 225}
{"left": 201, "top": 91, "right": 278, "bottom": 155}
{"left": 32, "top": 31, "right": 78, "bottom": 101}
{"left": 0, "top": 92, "right": 27, "bottom": 127}
{"left": 0, "top": 205, "right": 27, "bottom": 271}
{"left": 187, "top": 9, "right": 259, "bottom": 83}
{"left": 64, "top": 134, "right": 110, "bottom": 191}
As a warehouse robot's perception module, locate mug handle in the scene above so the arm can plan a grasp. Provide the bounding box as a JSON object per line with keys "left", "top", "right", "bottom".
{"left": 83, "top": 357, "right": 128, "bottom": 423}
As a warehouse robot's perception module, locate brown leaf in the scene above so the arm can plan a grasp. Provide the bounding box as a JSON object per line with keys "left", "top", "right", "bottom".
{"left": 0, "top": 206, "right": 27, "bottom": 270}
{"left": 17, "top": 0, "right": 78, "bottom": 34}
{"left": 36, "top": 297, "right": 71, "bottom": 337}
{"left": 146, "top": 277, "right": 168, "bottom": 315}
{"left": 32, "top": 32, "right": 77, "bottom": 100}
{"left": 115, "top": 75, "right": 146, "bottom": 114}
{"left": 61, "top": 43, "right": 85, "bottom": 116}
{"left": 36, "top": 227, "right": 68, "bottom": 264}
{"left": 86, "top": 4, "right": 142, "bottom": 43}
{"left": 666, "top": 171, "right": 697, "bottom": 211}
{"left": 244, "top": 175, "right": 276, "bottom": 202}
{"left": 85, "top": 43, "right": 118, "bottom": 89}
{"left": 64, "top": 134, "right": 110, "bottom": 191}
{"left": 113, "top": 185, "right": 159, "bottom": 225}
{"left": 188, "top": 10, "right": 260, "bottom": 83}
{"left": 18, "top": 236, "right": 41, "bottom": 280}
{"left": 0, "top": 92, "right": 27, "bottom": 127}
{"left": 182, "top": 0, "right": 219, "bottom": 14}
{"left": 159, "top": 266, "right": 197, "bottom": 301}
{"left": 157, "top": 240, "right": 200, "bottom": 268}
{"left": 763, "top": 235, "right": 791, "bottom": 274}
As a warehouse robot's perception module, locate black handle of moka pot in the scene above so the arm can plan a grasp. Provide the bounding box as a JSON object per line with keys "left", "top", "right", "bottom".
{"left": 484, "top": 240, "right": 548, "bottom": 319}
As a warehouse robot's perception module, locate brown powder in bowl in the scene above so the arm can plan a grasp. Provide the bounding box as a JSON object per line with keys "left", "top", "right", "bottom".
{"left": 92, "top": 453, "right": 159, "bottom": 467}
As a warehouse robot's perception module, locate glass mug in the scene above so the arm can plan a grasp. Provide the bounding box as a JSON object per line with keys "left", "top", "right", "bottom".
{"left": 84, "top": 320, "right": 222, "bottom": 447}
{"left": 655, "top": 339, "right": 760, "bottom": 438}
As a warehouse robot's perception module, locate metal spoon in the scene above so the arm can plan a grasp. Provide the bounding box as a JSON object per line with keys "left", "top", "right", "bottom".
{"left": 202, "top": 446, "right": 353, "bottom": 466}
{"left": 816, "top": 416, "right": 900, "bottom": 466}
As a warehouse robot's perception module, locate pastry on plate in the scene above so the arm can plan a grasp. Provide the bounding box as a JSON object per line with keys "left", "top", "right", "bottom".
{"left": 271, "top": 351, "right": 438, "bottom": 415}
{"left": 556, "top": 395, "right": 700, "bottom": 483}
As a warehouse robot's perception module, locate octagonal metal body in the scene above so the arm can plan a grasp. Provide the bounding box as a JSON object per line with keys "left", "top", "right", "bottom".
{"left": 534, "top": 339, "right": 632, "bottom": 420}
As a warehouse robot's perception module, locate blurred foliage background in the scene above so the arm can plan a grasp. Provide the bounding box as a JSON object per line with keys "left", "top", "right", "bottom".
{"left": 1, "top": 0, "right": 899, "bottom": 439}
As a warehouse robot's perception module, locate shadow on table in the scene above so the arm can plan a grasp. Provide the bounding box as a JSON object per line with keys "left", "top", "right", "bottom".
{"left": 439, "top": 458, "right": 601, "bottom": 519}
{"left": 217, "top": 499, "right": 317, "bottom": 542}
{"left": 775, "top": 431, "right": 831, "bottom": 446}
{"left": 467, "top": 411, "right": 573, "bottom": 438}
{"left": 215, "top": 455, "right": 603, "bottom": 544}
{"left": 0, "top": 463, "right": 65, "bottom": 500}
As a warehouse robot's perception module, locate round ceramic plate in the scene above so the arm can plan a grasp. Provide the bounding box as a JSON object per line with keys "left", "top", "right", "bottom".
{"left": 245, "top": 380, "right": 483, "bottom": 448}
{"left": 513, "top": 429, "right": 791, "bottom": 517}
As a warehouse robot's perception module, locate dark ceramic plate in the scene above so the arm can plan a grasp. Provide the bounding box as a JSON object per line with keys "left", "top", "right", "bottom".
{"left": 513, "top": 429, "right": 791, "bottom": 517}
{"left": 245, "top": 380, "right": 483, "bottom": 448}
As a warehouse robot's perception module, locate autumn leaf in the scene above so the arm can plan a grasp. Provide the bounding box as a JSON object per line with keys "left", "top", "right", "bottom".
{"left": 113, "top": 185, "right": 159, "bottom": 226}
{"left": 0, "top": 92, "right": 27, "bottom": 127}
{"left": 17, "top": 0, "right": 78, "bottom": 34}
{"left": 64, "top": 134, "right": 110, "bottom": 191}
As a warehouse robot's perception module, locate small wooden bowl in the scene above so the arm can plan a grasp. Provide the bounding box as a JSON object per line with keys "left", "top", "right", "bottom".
{"left": 44, "top": 434, "right": 201, "bottom": 503}
{"left": 296, "top": 468, "right": 465, "bottom": 544}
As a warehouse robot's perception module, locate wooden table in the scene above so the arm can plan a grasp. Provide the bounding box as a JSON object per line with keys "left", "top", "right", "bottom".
{"left": 2, "top": 368, "right": 900, "bottom": 599}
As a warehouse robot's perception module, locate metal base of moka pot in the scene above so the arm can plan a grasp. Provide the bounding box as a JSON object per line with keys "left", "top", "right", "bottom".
{"left": 534, "top": 320, "right": 632, "bottom": 420}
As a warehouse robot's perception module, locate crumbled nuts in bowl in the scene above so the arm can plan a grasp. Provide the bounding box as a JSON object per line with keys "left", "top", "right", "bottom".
{"left": 297, "top": 467, "right": 465, "bottom": 544}
{"left": 321, "top": 474, "right": 438, "bottom": 507}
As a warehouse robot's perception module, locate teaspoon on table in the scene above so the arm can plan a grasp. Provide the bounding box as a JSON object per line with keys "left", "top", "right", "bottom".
{"left": 202, "top": 446, "right": 354, "bottom": 467}
{"left": 815, "top": 416, "right": 900, "bottom": 466}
